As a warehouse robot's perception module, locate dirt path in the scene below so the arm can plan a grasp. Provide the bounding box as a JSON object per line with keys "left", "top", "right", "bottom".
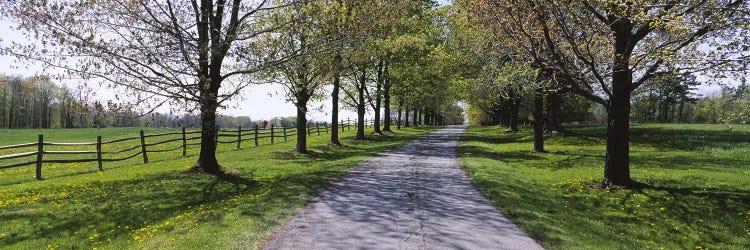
{"left": 263, "top": 126, "right": 544, "bottom": 250}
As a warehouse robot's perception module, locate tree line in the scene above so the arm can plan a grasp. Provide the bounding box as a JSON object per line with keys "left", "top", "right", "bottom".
{"left": 0, "top": 74, "right": 326, "bottom": 129}
{"left": 462, "top": 68, "right": 750, "bottom": 128}
{"left": 631, "top": 73, "right": 750, "bottom": 125}
{"left": 0, "top": 74, "right": 125, "bottom": 129}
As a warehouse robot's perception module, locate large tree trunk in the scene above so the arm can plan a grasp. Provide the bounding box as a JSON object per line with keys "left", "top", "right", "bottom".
{"left": 383, "top": 64, "right": 392, "bottom": 132}
{"left": 546, "top": 92, "right": 567, "bottom": 133}
{"left": 194, "top": 87, "right": 222, "bottom": 174}
{"left": 356, "top": 67, "right": 366, "bottom": 140}
{"left": 296, "top": 97, "right": 309, "bottom": 154}
{"left": 330, "top": 57, "right": 341, "bottom": 145}
{"left": 603, "top": 23, "right": 634, "bottom": 187}
{"left": 604, "top": 89, "right": 632, "bottom": 186}
{"left": 533, "top": 87, "right": 545, "bottom": 153}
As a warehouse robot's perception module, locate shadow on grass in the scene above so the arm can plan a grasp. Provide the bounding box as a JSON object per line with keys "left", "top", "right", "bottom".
{"left": 0, "top": 167, "right": 349, "bottom": 247}
{"left": 1, "top": 127, "right": 436, "bottom": 248}
{"left": 460, "top": 145, "right": 544, "bottom": 163}
{"left": 268, "top": 132, "right": 428, "bottom": 163}
{"left": 565, "top": 124, "right": 750, "bottom": 151}
{"left": 459, "top": 125, "right": 750, "bottom": 249}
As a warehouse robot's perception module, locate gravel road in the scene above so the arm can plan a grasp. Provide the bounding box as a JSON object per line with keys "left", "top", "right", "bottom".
{"left": 263, "top": 126, "right": 544, "bottom": 250}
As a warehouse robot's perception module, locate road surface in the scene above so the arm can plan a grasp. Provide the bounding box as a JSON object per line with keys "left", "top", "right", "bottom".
{"left": 263, "top": 126, "right": 544, "bottom": 250}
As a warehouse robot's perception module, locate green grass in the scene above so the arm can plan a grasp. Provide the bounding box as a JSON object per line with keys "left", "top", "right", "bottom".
{"left": 0, "top": 127, "right": 289, "bottom": 185}
{"left": 0, "top": 127, "right": 180, "bottom": 145}
{"left": 458, "top": 124, "right": 750, "bottom": 250}
{"left": 0, "top": 126, "right": 436, "bottom": 249}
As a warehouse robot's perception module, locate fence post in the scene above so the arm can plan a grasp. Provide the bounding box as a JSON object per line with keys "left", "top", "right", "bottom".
{"left": 140, "top": 130, "right": 148, "bottom": 164}
{"left": 347, "top": 118, "right": 351, "bottom": 131}
{"left": 254, "top": 124, "right": 259, "bottom": 146}
{"left": 181, "top": 127, "right": 187, "bottom": 156}
{"left": 271, "top": 125, "right": 275, "bottom": 144}
{"left": 36, "top": 134, "right": 43, "bottom": 180}
{"left": 324, "top": 122, "right": 329, "bottom": 134}
{"left": 237, "top": 126, "right": 242, "bottom": 150}
{"left": 317, "top": 122, "right": 321, "bottom": 136}
{"left": 96, "top": 136, "right": 103, "bottom": 171}
{"left": 341, "top": 120, "right": 345, "bottom": 132}
{"left": 283, "top": 126, "right": 288, "bottom": 142}
{"left": 308, "top": 123, "right": 312, "bottom": 136}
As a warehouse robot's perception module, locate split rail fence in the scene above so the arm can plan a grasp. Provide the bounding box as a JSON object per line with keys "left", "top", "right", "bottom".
{"left": 0, "top": 118, "right": 382, "bottom": 180}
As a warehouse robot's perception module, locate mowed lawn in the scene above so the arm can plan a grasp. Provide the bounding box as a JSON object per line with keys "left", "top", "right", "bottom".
{"left": 0, "top": 126, "right": 435, "bottom": 249}
{"left": 459, "top": 124, "right": 750, "bottom": 249}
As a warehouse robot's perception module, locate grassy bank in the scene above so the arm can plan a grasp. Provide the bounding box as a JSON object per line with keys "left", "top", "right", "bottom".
{"left": 458, "top": 124, "right": 750, "bottom": 249}
{"left": 0, "top": 126, "right": 436, "bottom": 249}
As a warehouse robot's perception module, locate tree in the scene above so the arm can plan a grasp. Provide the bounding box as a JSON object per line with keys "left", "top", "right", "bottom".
{"left": 336, "top": 0, "right": 436, "bottom": 137}
{"left": 368, "top": 60, "right": 385, "bottom": 134}
{"left": 317, "top": 0, "right": 359, "bottom": 146}
{"left": 342, "top": 62, "right": 370, "bottom": 140}
{"left": 4, "top": 1, "right": 293, "bottom": 174}
{"left": 464, "top": 0, "right": 749, "bottom": 187}
{"left": 267, "top": 1, "right": 330, "bottom": 154}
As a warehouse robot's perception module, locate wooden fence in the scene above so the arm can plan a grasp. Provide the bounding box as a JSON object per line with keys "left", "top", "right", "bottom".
{"left": 0, "top": 118, "right": 383, "bottom": 180}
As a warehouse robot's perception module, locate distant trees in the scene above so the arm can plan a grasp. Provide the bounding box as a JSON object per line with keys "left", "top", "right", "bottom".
{"left": 0, "top": 74, "right": 285, "bottom": 129}
{"left": 632, "top": 73, "right": 700, "bottom": 124}
{"left": 0, "top": 75, "right": 99, "bottom": 128}
{"left": 631, "top": 81, "right": 750, "bottom": 126}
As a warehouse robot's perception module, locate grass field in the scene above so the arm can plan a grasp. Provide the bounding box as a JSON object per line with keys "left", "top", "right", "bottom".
{"left": 0, "top": 126, "right": 435, "bottom": 249}
{"left": 458, "top": 124, "right": 750, "bottom": 249}
{"left": 0, "top": 127, "right": 298, "bottom": 184}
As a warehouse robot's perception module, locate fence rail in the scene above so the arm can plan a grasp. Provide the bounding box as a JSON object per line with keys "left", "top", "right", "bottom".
{"left": 0, "top": 118, "right": 386, "bottom": 180}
